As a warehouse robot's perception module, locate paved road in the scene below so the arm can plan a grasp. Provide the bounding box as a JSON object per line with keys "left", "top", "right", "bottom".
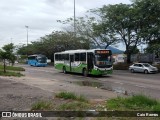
{"left": 14, "top": 64, "right": 160, "bottom": 99}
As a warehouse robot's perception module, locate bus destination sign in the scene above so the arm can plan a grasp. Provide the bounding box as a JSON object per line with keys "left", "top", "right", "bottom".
{"left": 95, "top": 50, "right": 110, "bottom": 54}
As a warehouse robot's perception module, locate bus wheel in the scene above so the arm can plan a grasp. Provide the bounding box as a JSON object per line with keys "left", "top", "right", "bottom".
{"left": 63, "top": 67, "right": 67, "bottom": 74}
{"left": 83, "top": 68, "right": 88, "bottom": 77}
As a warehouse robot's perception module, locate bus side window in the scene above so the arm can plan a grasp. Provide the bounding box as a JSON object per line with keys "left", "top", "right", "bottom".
{"left": 75, "top": 53, "right": 80, "bottom": 61}
{"left": 55, "top": 54, "right": 58, "bottom": 61}
{"left": 80, "top": 53, "right": 86, "bottom": 61}
{"left": 70, "top": 55, "right": 74, "bottom": 62}
{"left": 66, "top": 54, "right": 69, "bottom": 60}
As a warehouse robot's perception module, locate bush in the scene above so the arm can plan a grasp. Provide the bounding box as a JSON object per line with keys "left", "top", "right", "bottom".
{"left": 153, "top": 64, "right": 160, "bottom": 72}
{"left": 113, "top": 63, "right": 131, "bottom": 70}
{"left": 55, "top": 92, "right": 88, "bottom": 102}
{"left": 31, "top": 101, "right": 53, "bottom": 110}
{"left": 106, "top": 95, "right": 160, "bottom": 111}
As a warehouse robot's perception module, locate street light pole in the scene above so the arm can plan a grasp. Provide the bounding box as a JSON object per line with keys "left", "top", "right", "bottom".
{"left": 11, "top": 38, "right": 12, "bottom": 44}
{"left": 74, "top": 0, "right": 76, "bottom": 36}
{"left": 25, "top": 25, "right": 29, "bottom": 47}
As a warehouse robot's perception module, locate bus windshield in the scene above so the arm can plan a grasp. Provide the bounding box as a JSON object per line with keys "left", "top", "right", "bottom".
{"left": 94, "top": 50, "right": 112, "bottom": 67}
{"left": 95, "top": 54, "right": 111, "bottom": 61}
{"left": 37, "top": 57, "right": 47, "bottom": 63}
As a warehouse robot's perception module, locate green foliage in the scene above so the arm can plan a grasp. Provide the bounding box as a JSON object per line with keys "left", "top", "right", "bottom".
{"left": 91, "top": 4, "right": 143, "bottom": 63}
{"left": 124, "top": 46, "right": 140, "bottom": 54}
{"left": 58, "top": 16, "right": 119, "bottom": 49}
{"left": 0, "top": 43, "right": 16, "bottom": 72}
{"left": 0, "top": 64, "right": 24, "bottom": 77}
{"left": 106, "top": 95, "right": 160, "bottom": 111}
{"left": 55, "top": 92, "right": 88, "bottom": 102}
{"left": 145, "top": 43, "right": 160, "bottom": 55}
{"left": 16, "top": 0, "right": 160, "bottom": 64}
{"left": 17, "top": 31, "right": 90, "bottom": 61}
{"left": 134, "top": 0, "right": 160, "bottom": 42}
{"left": 113, "top": 63, "right": 131, "bottom": 70}
{"left": 0, "top": 65, "right": 25, "bottom": 71}
{"left": 56, "top": 92, "right": 77, "bottom": 100}
{"left": 0, "top": 71, "right": 23, "bottom": 77}
{"left": 153, "top": 64, "right": 160, "bottom": 72}
{"left": 31, "top": 101, "right": 53, "bottom": 110}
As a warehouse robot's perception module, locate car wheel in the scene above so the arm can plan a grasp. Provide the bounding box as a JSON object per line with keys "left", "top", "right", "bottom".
{"left": 131, "top": 69, "right": 134, "bottom": 73}
{"left": 144, "top": 69, "right": 148, "bottom": 74}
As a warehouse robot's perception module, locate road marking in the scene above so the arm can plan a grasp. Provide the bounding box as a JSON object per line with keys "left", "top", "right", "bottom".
{"left": 114, "top": 82, "right": 124, "bottom": 85}
{"left": 135, "top": 85, "right": 146, "bottom": 88}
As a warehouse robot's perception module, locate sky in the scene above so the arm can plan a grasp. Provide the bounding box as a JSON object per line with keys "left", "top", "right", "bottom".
{"left": 0, "top": 0, "right": 131, "bottom": 49}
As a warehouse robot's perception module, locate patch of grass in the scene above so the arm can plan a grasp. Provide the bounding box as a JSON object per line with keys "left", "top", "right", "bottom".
{"left": 55, "top": 92, "right": 88, "bottom": 102}
{"left": 0, "top": 65, "right": 25, "bottom": 71}
{"left": 58, "top": 101, "right": 90, "bottom": 111}
{"left": 0, "top": 71, "right": 24, "bottom": 77}
{"left": 106, "top": 95, "right": 160, "bottom": 111}
{"left": 31, "top": 101, "right": 53, "bottom": 110}
{"left": 56, "top": 92, "right": 77, "bottom": 100}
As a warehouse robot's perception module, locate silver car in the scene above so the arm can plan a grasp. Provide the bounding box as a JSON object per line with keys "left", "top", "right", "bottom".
{"left": 129, "top": 63, "right": 158, "bottom": 74}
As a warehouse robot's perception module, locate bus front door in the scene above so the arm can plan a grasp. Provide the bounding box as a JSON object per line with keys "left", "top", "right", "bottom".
{"left": 87, "top": 52, "right": 94, "bottom": 72}
{"left": 70, "top": 55, "right": 74, "bottom": 72}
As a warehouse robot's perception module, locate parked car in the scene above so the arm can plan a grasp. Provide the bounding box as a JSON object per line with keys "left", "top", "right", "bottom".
{"left": 129, "top": 63, "right": 158, "bottom": 74}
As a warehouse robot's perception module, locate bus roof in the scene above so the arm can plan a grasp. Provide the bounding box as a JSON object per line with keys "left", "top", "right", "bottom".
{"left": 55, "top": 49, "right": 111, "bottom": 54}
{"left": 28, "top": 54, "right": 46, "bottom": 57}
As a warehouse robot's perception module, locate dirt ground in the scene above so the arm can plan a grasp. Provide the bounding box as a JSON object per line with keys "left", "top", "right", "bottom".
{"left": 0, "top": 78, "right": 108, "bottom": 120}
{"left": 0, "top": 65, "right": 117, "bottom": 120}
{"left": 0, "top": 78, "right": 54, "bottom": 111}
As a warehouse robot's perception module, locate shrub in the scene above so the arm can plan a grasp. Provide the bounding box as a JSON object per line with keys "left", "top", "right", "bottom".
{"left": 113, "top": 63, "right": 131, "bottom": 70}
{"left": 55, "top": 92, "right": 88, "bottom": 102}
{"left": 106, "top": 95, "right": 160, "bottom": 111}
{"left": 153, "top": 64, "right": 160, "bottom": 72}
{"left": 31, "top": 101, "right": 53, "bottom": 110}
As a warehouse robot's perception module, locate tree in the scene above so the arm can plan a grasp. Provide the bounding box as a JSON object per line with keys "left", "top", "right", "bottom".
{"left": 145, "top": 39, "right": 160, "bottom": 58}
{"left": 17, "top": 31, "right": 90, "bottom": 61}
{"left": 133, "top": 0, "right": 160, "bottom": 43}
{"left": 58, "top": 16, "right": 119, "bottom": 48}
{"left": 124, "top": 46, "right": 140, "bottom": 54}
{"left": 91, "top": 4, "right": 143, "bottom": 63}
{"left": 0, "top": 43, "right": 15, "bottom": 73}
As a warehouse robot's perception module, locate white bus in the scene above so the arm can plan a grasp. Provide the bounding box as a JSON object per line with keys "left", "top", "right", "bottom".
{"left": 54, "top": 49, "right": 113, "bottom": 76}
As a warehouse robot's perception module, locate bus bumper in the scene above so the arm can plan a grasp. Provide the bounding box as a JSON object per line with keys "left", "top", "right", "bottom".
{"left": 90, "top": 69, "right": 113, "bottom": 75}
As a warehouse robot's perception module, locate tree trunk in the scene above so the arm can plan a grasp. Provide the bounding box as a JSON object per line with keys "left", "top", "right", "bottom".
{"left": 3, "top": 59, "right": 6, "bottom": 73}
{"left": 127, "top": 53, "right": 131, "bottom": 64}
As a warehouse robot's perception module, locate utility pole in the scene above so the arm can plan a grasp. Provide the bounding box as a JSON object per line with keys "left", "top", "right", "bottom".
{"left": 25, "top": 26, "right": 29, "bottom": 47}
{"left": 74, "top": 0, "right": 76, "bottom": 37}
{"left": 11, "top": 38, "right": 13, "bottom": 44}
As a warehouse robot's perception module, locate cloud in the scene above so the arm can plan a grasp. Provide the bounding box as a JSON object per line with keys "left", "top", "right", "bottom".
{"left": 0, "top": 0, "right": 131, "bottom": 48}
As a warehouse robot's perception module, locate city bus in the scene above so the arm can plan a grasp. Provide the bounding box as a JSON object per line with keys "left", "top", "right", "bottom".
{"left": 28, "top": 54, "right": 47, "bottom": 67}
{"left": 54, "top": 49, "right": 113, "bottom": 76}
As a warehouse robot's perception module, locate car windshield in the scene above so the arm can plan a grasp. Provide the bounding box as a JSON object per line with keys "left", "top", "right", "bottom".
{"left": 143, "top": 63, "right": 151, "bottom": 67}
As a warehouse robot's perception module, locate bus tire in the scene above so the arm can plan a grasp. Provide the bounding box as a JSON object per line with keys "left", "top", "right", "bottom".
{"left": 83, "top": 68, "right": 88, "bottom": 77}
{"left": 63, "top": 67, "right": 67, "bottom": 74}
